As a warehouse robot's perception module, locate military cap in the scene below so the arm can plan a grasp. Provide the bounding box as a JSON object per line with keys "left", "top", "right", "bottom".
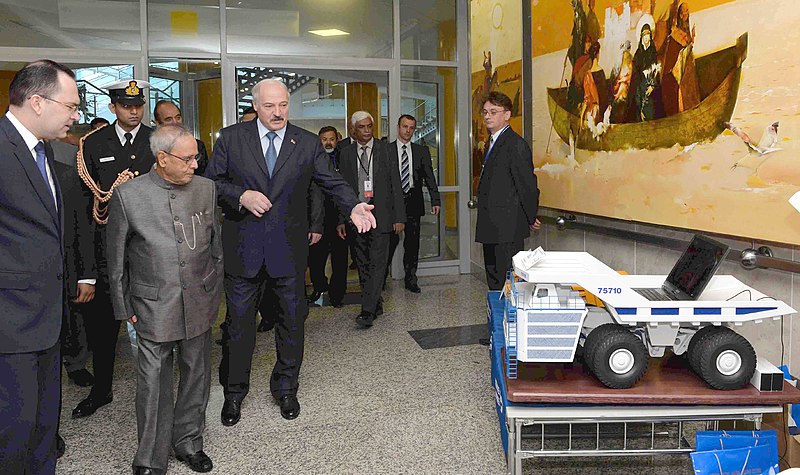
{"left": 105, "top": 79, "right": 149, "bottom": 106}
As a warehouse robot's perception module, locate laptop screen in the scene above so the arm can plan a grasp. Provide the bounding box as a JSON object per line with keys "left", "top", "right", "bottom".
{"left": 666, "top": 235, "right": 730, "bottom": 299}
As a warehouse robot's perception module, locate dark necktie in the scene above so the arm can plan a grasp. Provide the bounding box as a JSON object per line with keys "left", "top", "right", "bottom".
{"left": 483, "top": 135, "right": 494, "bottom": 162}
{"left": 265, "top": 131, "right": 277, "bottom": 177}
{"left": 359, "top": 145, "right": 369, "bottom": 172}
{"left": 123, "top": 132, "right": 133, "bottom": 148}
{"left": 400, "top": 144, "right": 411, "bottom": 193}
{"left": 34, "top": 141, "right": 54, "bottom": 202}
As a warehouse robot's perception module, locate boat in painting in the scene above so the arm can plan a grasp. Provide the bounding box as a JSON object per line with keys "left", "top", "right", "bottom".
{"left": 547, "top": 33, "right": 748, "bottom": 153}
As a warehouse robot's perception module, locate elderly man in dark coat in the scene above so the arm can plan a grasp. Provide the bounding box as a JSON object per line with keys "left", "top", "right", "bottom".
{"left": 107, "top": 124, "right": 223, "bottom": 475}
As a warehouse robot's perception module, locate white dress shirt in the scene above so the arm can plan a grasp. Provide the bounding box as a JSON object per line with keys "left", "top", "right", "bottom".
{"left": 115, "top": 122, "right": 142, "bottom": 146}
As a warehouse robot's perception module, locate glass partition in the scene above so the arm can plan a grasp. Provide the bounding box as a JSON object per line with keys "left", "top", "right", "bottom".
{"left": 400, "top": 0, "right": 456, "bottom": 61}
{"left": 234, "top": 66, "right": 388, "bottom": 139}
{"left": 74, "top": 64, "right": 136, "bottom": 124}
{"left": 400, "top": 65, "right": 457, "bottom": 186}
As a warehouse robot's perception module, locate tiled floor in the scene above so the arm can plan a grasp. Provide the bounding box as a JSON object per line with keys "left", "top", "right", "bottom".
{"left": 56, "top": 274, "right": 693, "bottom": 474}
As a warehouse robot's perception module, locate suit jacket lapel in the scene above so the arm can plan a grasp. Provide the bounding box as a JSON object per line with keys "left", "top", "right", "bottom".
{"left": 372, "top": 140, "right": 384, "bottom": 181}
{"left": 488, "top": 127, "right": 510, "bottom": 158}
{"left": 271, "top": 124, "right": 299, "bottom": 178}
{"left": 1, "top": 118, "right": 59, "bottom": 225}
{"left": 245, "top": 120, "right": 269, "bottom": 177}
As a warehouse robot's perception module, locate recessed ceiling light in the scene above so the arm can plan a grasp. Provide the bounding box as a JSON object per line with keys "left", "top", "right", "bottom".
{"left": 308, "top": 29, "right": 349, "bottom": 37}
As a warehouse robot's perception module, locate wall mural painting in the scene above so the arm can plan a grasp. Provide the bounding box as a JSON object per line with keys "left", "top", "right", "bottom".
{"left": 533, "top": 0, "right": 800, "bottom": 245}
{"left": 470, "top": 0, "right": 522, "bottom": 195}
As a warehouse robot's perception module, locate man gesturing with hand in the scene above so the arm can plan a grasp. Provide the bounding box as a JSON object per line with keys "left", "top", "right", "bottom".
{"left": 205, "top": 79, "right": 374, "bottom": 425}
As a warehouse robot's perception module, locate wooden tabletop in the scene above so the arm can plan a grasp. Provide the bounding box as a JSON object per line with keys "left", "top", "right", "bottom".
{"left": 505, "top": 352, "right": 800, "bottom": 405}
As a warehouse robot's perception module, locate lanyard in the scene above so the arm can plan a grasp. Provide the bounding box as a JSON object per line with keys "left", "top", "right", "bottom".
{"left": 358, "top": 146, "right": 372, "bottom": 178}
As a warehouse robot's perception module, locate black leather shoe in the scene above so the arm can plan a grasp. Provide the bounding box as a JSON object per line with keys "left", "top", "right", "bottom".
{"left": 355, "top": 311, "right": 375, "bottom": 328}
{"left": 405, "top": 283, "right": 421, "bottom": 293}
{"left": 56, "top": 433, "right": 65, "bottom": 458}
{"left": 307, "top": 290, "right": 324, "bottom": 303}
{"left": 257, "top": 318, "right": 274, "bottom": 333}
{"left": 177, "top": 450, "right": 213, "bottom": 473}
{"left": 67, "top": 369, "right": 94, "bottom": 387}
{"left": 132, "top": 466, "right": 155, "bottom": 475}
{"left": 221, "top": 399, "right": 241, "bottom": 426}
{"left": 277, "top": 394, "right": 301, "bottom": 420}
{"left": 330, "top": 299, "right": 344, "bottom": 308}
{"left": 72, "top": 392, "right": 112, "bottom": 418}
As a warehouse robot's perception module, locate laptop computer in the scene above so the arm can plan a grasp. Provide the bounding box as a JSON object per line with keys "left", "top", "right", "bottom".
{"left": 633, "top": 235, "right": 730, "bottom": 301}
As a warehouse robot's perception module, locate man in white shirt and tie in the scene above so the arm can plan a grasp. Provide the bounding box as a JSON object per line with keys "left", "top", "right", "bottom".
{"left": 0, "top": 59, "right": 81, "bottom": 475}
{"left": 386, "top": 114, "right": 440, "bottom": 293}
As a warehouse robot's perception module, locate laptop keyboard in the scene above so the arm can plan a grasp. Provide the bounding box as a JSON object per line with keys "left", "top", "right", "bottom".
{"left": 633, "top": 288, "right": 677, "bottom": 301}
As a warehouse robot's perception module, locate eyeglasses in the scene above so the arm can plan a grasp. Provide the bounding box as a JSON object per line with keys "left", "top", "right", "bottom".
{"left": 162, "top": 150, "right": 200, "bottom": 163}
{"left": 481, "top": 108, "right": 508, "bottom": 117}
{"left": 42, "top": 96, "right": 80, "bottom": 114}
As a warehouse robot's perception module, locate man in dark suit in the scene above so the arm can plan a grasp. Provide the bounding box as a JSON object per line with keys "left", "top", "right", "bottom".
{"left": 54, "top": 160, "right": 96, "bottom": 387}
{"left": 0, "top": 59, "right": 80, "bottom": 475}
{"left": 153, "top": 100, "right": 209, "bottom": 176}
{"left": 338, "top": 111, "right": 405, "bottom": 328}
{"left": 387, "top": 114, "right": 441, "bottom": 293}
{"left": 306, "top": 126, "right": 349, "bottom": 307}
{"left": 205, "top": 79, "right": 375, "bottom": 424}
{"left": 475, "top": 91, "right": 541, "bottom": 290}
{"left": 74, "top": 79, "right": 157, "bottom": 419}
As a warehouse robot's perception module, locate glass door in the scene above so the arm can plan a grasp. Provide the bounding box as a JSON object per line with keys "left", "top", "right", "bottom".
{"left": 149, "top": 60, "right": 222, "bottom": 154}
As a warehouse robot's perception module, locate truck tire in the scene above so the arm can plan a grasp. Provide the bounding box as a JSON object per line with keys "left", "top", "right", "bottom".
{"left": 582, "top": 324, "right": 617, "bottom": 370}
{"left": 687, "top": 325, "right": 718, "bottom": 372}
{"left": 696, "top": 327, "right": 756, "bottom": 390}
{"left": 589, "top": 325, "right": 649, "bottom": 389}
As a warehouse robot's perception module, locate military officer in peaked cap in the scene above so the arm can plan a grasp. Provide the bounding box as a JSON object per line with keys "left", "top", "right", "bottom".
{"left": 73, "top": 79, "right": 157, "bottom": 420}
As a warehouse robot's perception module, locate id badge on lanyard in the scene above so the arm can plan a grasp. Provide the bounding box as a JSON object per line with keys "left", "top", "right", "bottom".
{"left": 364, "top": 180, "right": 373, "bottom": 199}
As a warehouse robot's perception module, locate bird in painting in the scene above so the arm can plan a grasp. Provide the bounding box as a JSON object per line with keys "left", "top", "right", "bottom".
{"left": 726, "top": 121, "right": 781, "bottom": 171}
{"left": 587, "top": 106, "right": 611, "bottom": 140}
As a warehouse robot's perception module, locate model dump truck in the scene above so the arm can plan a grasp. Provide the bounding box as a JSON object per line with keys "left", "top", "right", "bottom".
{"left": 504, "top": 251, "right": 795, "bottom": 390}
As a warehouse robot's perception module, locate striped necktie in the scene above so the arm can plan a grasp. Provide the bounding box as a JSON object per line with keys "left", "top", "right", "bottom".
{"left": 400, "top": 144, "right": 410, "bottom": 193}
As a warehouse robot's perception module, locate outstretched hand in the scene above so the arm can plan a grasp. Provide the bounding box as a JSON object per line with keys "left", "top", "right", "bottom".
{"left": 350, "top": 202, "right": 376, "bottom": 233}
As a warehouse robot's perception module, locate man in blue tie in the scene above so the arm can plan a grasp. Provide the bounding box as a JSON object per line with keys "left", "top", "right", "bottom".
{"left": 475, "top": 91, "right": 541, "bottom": 290}
{"left": 206, "top": 79, "right": 376, "bottom": 424}
{"left": 0, "top": 59, "right": 81, "bottom": 475}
